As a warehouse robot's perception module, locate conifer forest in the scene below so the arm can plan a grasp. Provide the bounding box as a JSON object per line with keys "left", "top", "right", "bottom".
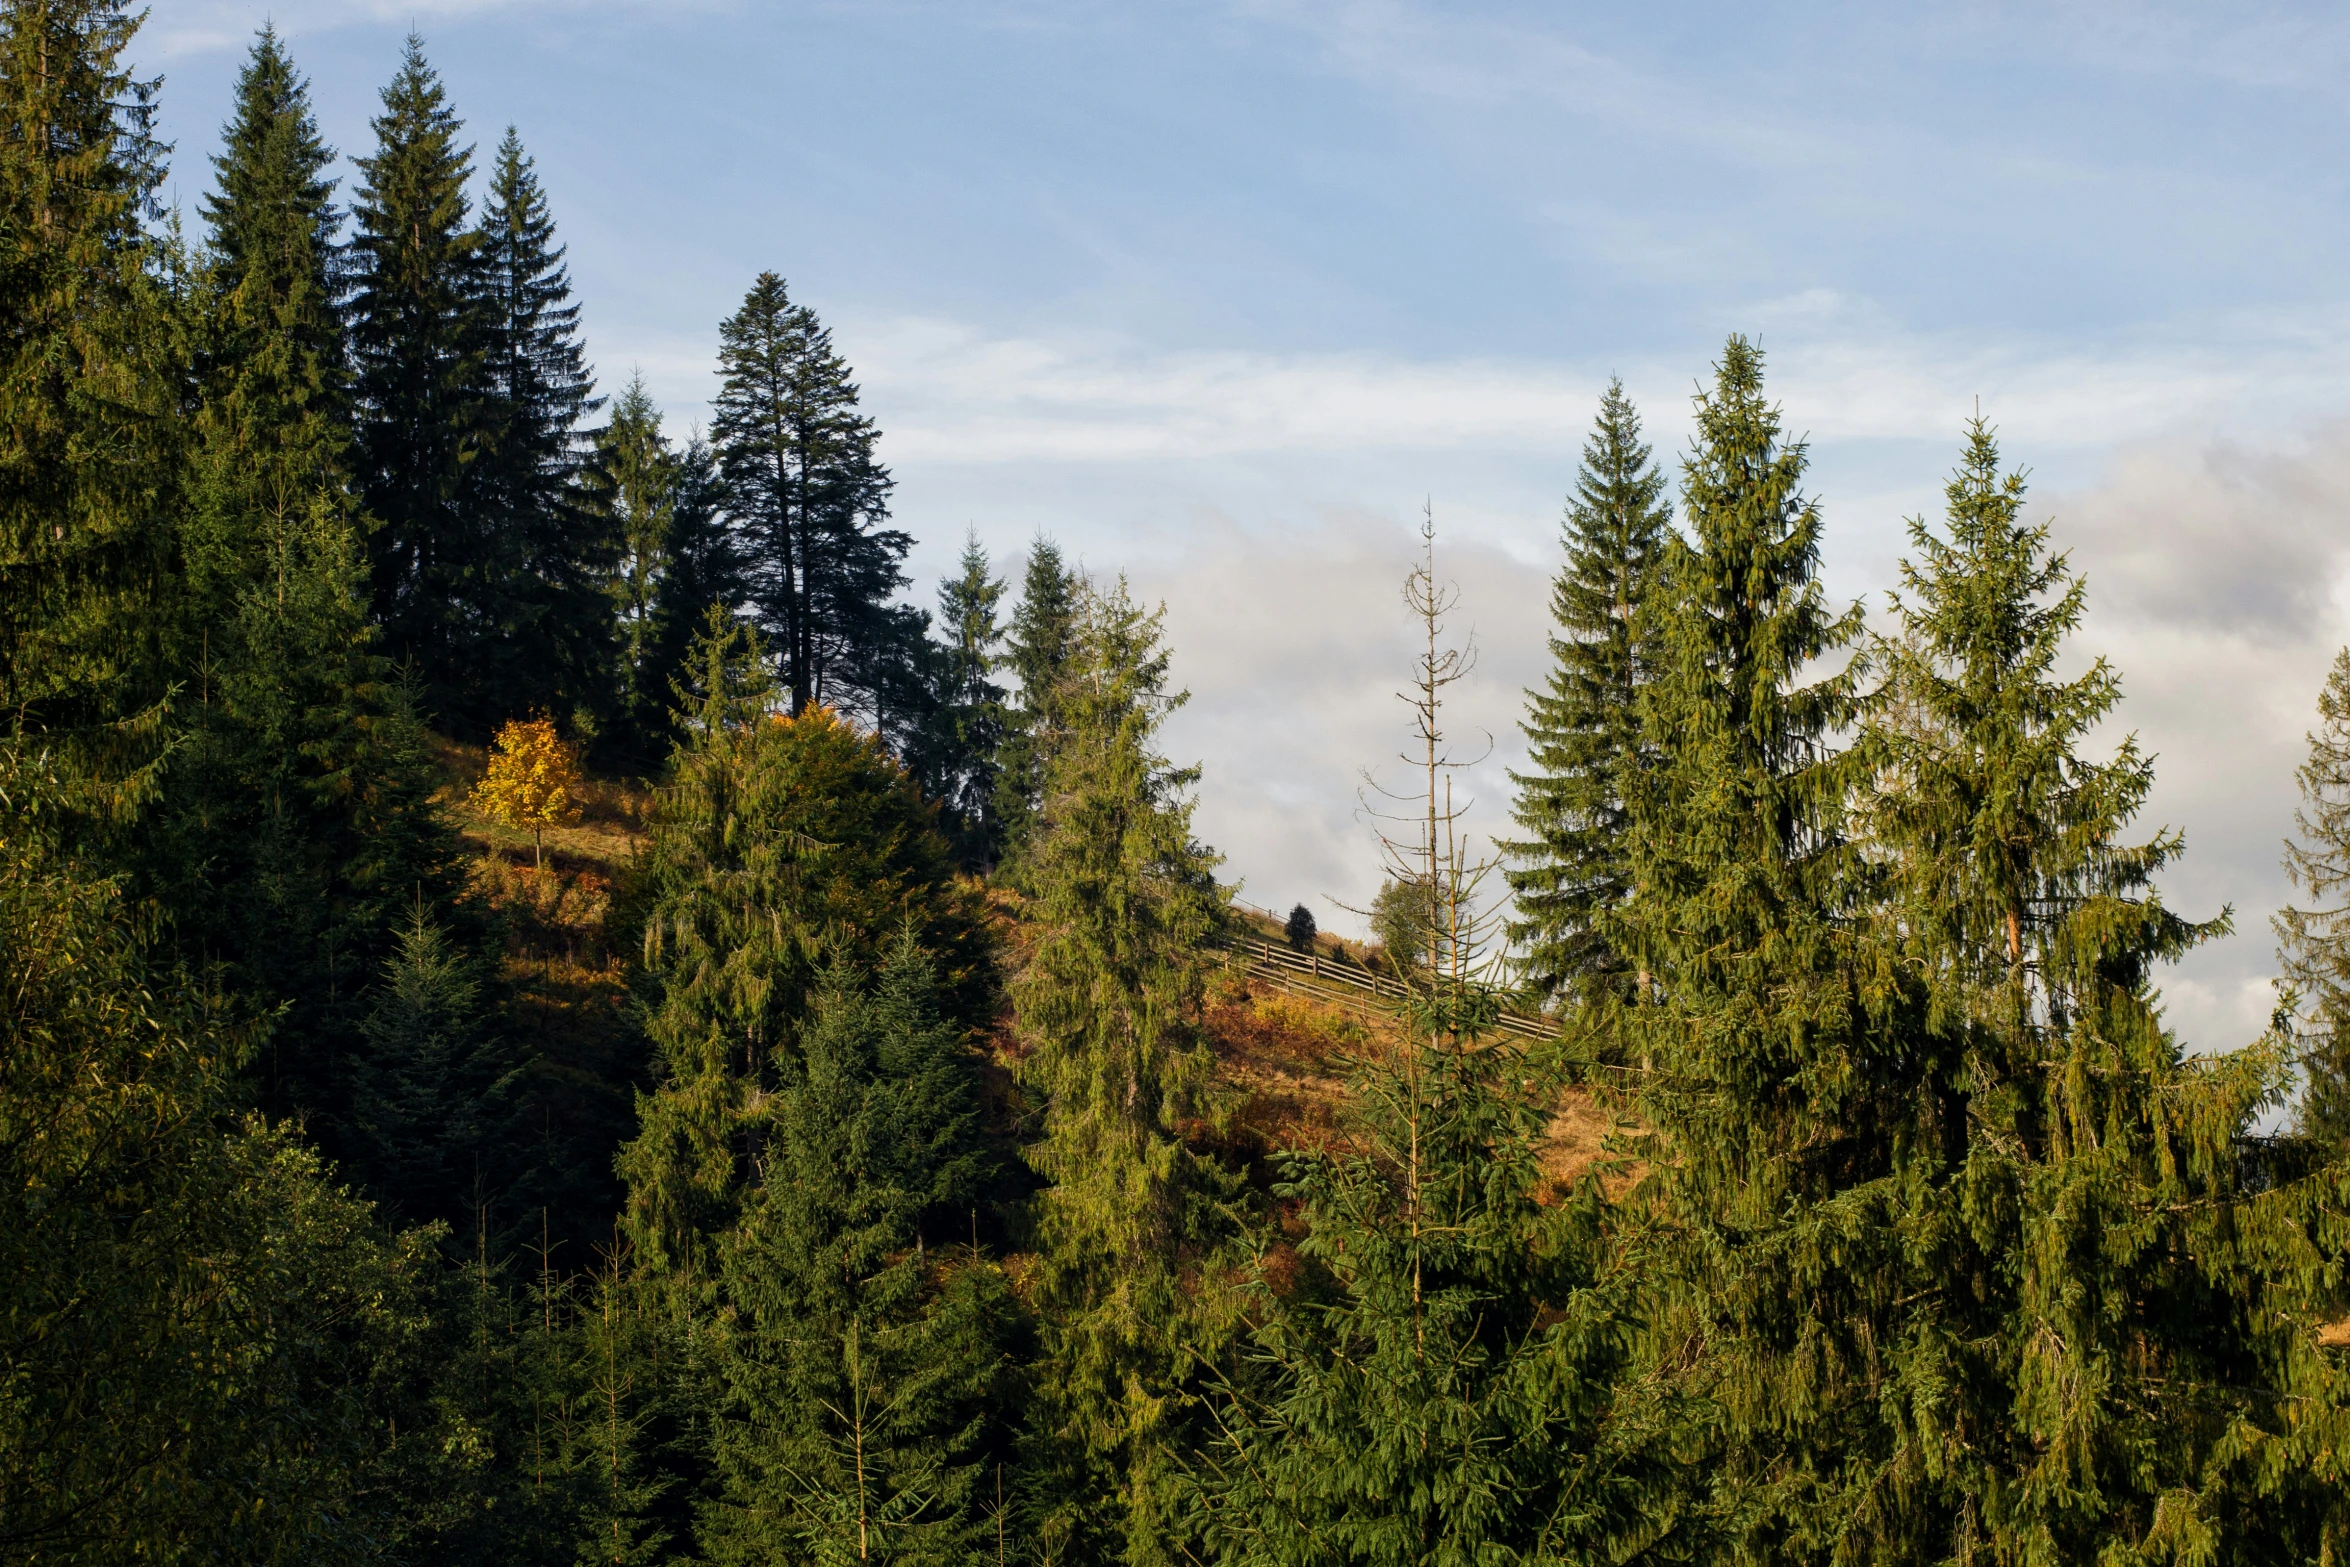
{"left": 16, "top": 6, "right": 2350, "bottom": 1565}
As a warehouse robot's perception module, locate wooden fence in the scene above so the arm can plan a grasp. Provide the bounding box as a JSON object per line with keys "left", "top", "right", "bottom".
{"left": 1213, "top": 927, "right": 1552, "bottom": 1042}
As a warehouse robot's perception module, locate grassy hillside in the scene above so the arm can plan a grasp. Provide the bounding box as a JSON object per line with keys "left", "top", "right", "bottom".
{"left": 423, "top": 737, "right": 1615, "bottom": 1215}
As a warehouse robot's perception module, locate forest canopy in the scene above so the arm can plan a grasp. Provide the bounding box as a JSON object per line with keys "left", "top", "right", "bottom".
{"left": 8, "top": 6, "right": 2350, "bottom": 1566}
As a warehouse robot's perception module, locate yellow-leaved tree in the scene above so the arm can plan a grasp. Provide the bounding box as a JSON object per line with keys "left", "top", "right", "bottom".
{"left": 471, "top": 715, "right": 584, "bottom": 870}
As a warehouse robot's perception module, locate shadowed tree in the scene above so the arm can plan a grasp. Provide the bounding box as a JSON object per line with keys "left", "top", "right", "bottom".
{"left": 0, "top": 0, "right": 178, "bottom": 778}
{"left": 467, "top": 125, "right": 612, "bottom": 733}
{"left": 349, "top": 33, "right": 484, "bottom": 718}
{"left": 710, "top": 271, "right": 911, "bottom": 722}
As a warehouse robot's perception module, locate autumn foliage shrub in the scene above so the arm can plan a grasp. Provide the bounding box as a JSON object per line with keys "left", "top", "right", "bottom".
{"left": 471, "top": 715, "right": 585, "bottom": 868}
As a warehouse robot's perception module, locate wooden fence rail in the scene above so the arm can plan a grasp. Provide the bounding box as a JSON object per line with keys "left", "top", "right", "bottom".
{"left": 1213, "top": 929, "right": 1552, "bottom": 1042}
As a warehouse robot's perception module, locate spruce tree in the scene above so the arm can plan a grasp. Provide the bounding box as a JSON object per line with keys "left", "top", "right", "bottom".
{"left": 186, "top": 23, "right": 346, "bottom": 627}
{"left": 153, "top": 511, "right": 463, "bottom": 1135}
{"left": 709, "top": 271, "right": 910, "bottom": 720}
{"left": 352, "top": 899, "right": 506, "bottom": 1227}
{"left": 163, "top": 23, "right": 466, "bottom": 1148}
{"left": 619, "top": 609, "right": 987, "bottom": 1289}
{"left": 1189, "top": 1047, "right": 1654, "bottom": 1566}
{"left": 2278, "top": 647, "right": 2350, "bottom": 1147}
{"left": 1839, "top": 419, "right": 2350, "bottom": 1561}
{"left": 592, "top": 372, "right": 678, "bottom": 761}
{"left": 559, "top": 1250, "right": 674, "bottom": 1566}
{"left": 1012, "top": 578, "right": 1231, "bottom": 1565}
{"left": 641, "top": 431, "right": 745, "bottom": 743}
{"left": 1502, "top": 378, "right": 1670, "bottom": 1004}
{"left": 700, "top": 939, "right": 1015, "bottom": 1566}
{"left": 993, "top": 535, "right": 1080, "bottom": 874}
{"left": 469, "top": 125, "right": 612, "bottom": 735}
{"left": 0, "top": 0, "right": 178, "bottom": 759}
{"left": 1192, "top": 531, "right": 1660, "bottom": 1564}
{"left": 1605, "top": 335, "right": 1880, "bottom": 1557}
{"left": 920, "top": 530, "right": 1007, "bottom": 868}
{"left": 349, "top": 34, "right": 484, "bottom": 720}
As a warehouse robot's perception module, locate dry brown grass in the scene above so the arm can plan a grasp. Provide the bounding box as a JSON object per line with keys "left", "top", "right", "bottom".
{"left": 1197, "top": 973, "right": 1635, "bottom": 1202}
{"left": 1206, "top": 982, "right": 1371, "bottom": 1158}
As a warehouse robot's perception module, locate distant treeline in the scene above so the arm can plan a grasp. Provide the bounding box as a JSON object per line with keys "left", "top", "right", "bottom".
{"left": 9, "top": 4, "right": 2350, "bottom": 1566}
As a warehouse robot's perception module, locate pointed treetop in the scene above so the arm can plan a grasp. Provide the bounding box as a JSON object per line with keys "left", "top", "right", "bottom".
{"left": 355, "top": 32, "right": 471, "bottom": 221}
{"left": 203, "top": 23, "right": 339, "bottom": 286}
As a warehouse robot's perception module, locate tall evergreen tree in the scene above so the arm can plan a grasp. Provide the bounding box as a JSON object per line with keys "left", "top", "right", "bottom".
{"left": 161, "top": 24, "right": 466, "bottom": 1150}
{"left": 0, "top": 0, "right": 178, "bottom": 763}
{"left": 468, "top": 125, "right": 612, "bottom": 734}
{"left": 1605, "top": 335, "right": 1879, "bottom": 1558}
{"left": 993, "top": 536, "right": 1080, "bottom": 874}
{"left": 700, "top": 940, "right": 1017, "bottom": 1566}
{"left": 640, "top": 430, "right": 745, "bottom": 744}
{"left": 1012, "top": 578, "right": 1232, "bottom": 1565}
{"left": 152, "top": 511, "right": 463, "bottom": 1136}
{"left": 349, "top": 33, "right": 484, "bottom": 720}
{"left": 1502, "top": 378, "right": 1670, "bottom": 1004}
{"left": 709, "top": 271, "right": 910, "bottom": 720}
{"left": 186, "top": 23, "right": 346, "bottom": 625}
{"left": 592, "top": 371, "right": 678, "bottom": 761}
{"left": 919, "top": 531, "right": 1007, "bottom": 868}
{"left": 1193, "top": 531, "right": 1662, "bottom": 1565}
{"left": 2278, "top": 647, "right": 2350, "bottom": 1147}
{"left": 1841, "top": 419, "right": 2349, "bottom": 1561}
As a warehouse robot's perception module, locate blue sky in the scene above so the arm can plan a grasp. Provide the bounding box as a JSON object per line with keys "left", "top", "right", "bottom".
{"left": 153, "top": 1, "right": 2350, "bottom": 1049}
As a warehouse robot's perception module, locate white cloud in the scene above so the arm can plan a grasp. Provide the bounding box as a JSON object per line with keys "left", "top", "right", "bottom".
{"left": 772, "top": 305, "right": 2350, "bottom": 482}
{"left": 1121, "top": 509, "right": 1551, "bottom": 935}
{"left": 2044, "top": 425, "right": 2350, "bottom": 1052}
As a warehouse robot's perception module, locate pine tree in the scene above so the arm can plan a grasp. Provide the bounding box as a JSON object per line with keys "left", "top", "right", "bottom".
{"left": 1839, "top": 418, "right": 2350, "bottom": 1561}
{"left": 700, "top": 939, "right": 1016, "bottom": 1566}
{"left": 1604, "top": 335, "right": 1880, "bottom": 1557}
{"left": 619, "top": 610, "right": 987, "bottom": 1290}
{"left": 349, "top": 33, "right": 484, "bottom": 720}
{"left": 469, "top": 125, "right": 612, "bottom": 735}
{"left": 1012, "top": 578, "right": 1232, "bottom": 1565}
{"left": 185, "top": 23, "right": 347, "bottom": 628}
{"left": 0, "top": 0, "right": 178, "bottom": 761}
{"left": 1502, "top": 378, "right": 1670, "bottom": 1004}
{"left": 709, "top": 271, "right": 910, "bottom": 720}
{"left": 919, "top": 530, "right": 1007, "bottom": 868}
{"left": 352, "top": 899, "right": 508, "bottom": 1225}
{"left": 592, "top": 372, "right": 679, "bottom": 761}
{"left": 2279, "top": 648, "right": 2350, "bottom": 1147}
{"left": 993, "top": 536, "right": 1080, "bottom": 875}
